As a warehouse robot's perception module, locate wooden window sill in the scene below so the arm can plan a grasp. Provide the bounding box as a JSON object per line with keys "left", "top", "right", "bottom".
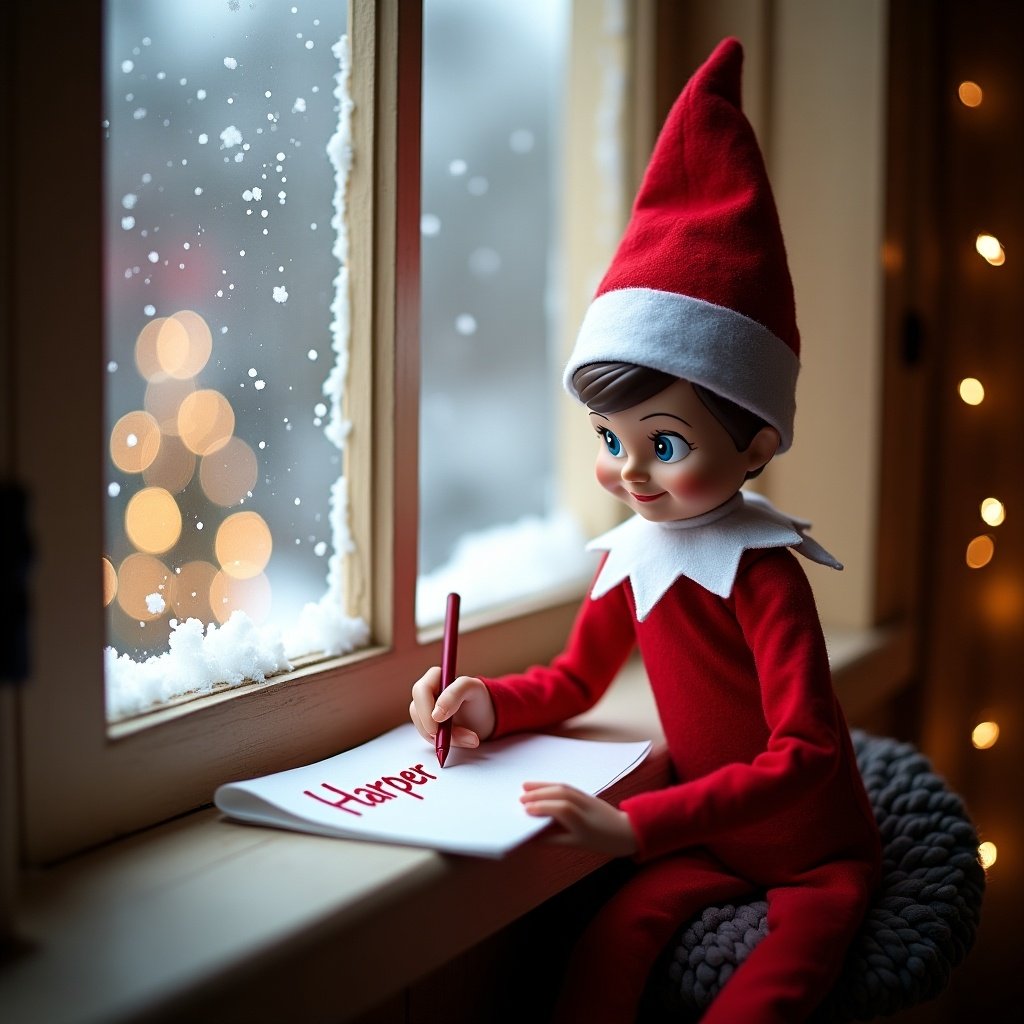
{"left": 0, "top": 623, "right": 911, "bottom": 1024}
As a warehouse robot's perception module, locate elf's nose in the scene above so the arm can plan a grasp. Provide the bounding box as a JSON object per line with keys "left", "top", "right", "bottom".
{"left": 621, "top": 455, "right": 649, "bottom": 483}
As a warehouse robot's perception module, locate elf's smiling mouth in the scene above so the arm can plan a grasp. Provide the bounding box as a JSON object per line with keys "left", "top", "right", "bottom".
{"left": 630, "top": 491, "right": 666, "bottom": 503}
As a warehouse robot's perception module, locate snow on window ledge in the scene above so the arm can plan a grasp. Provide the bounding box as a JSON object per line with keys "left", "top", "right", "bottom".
{"left": 416, "top": 511, "right": 599, "bottom": 627}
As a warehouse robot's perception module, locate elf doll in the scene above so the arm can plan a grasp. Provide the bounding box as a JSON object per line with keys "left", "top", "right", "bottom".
{"left": 409, "top": 38, "right": 881, "bottom": 1023}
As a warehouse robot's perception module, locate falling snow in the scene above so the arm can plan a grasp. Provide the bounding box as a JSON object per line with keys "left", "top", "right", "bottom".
{"left": 145, "top": 592, "right": 166, "bottom": 614}
{"left": 223, "top": 56, "right": 238, "bottom": 70}
{"left": 220, "top": 124, "right": 243, "bottom": 148}
{"left": 272, "top": 285, "right": 288, "bottom": 303}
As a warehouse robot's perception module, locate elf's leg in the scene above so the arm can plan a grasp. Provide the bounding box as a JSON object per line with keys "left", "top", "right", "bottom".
{"left": 700, "top": 858, "right": 875, "bottom": 1024}
{"left": 552, "top": 849, "right": 752, "bottom": 1024}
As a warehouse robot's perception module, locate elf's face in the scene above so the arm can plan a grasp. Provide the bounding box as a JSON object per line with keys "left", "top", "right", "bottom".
{"left": 589, "top": 379, "right": 778, "bottom": 522}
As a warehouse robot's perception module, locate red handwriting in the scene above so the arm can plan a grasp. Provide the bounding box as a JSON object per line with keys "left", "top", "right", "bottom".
{"left": 303, "top": 763, "right": 439, "bottom": 817}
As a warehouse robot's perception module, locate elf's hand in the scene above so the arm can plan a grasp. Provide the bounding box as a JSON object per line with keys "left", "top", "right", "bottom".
{"left": 409, "top": 666, "right": 496, "bottom": 749}
{"left": 520, "top": 782, "right": 638, "bottom": 856}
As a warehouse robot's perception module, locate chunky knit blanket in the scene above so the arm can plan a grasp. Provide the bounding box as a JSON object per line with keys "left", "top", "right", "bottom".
{"left": 657, "top": 731, "right": 985, "bottom": 1021}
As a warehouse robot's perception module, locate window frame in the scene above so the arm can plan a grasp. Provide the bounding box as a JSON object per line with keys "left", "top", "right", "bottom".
{"left": 9, "top": 0, "right": 630, "bottom": 866}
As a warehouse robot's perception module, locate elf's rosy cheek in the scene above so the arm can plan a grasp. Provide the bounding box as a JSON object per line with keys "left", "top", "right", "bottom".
{"left": 595, "top": 459, "right": 624, "bottom": 493}
{"left": 666, "top": 465, "right": 715, "bottom": 496}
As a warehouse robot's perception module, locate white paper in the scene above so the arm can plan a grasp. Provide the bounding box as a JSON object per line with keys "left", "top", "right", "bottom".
{"left": 214, "top": 723, "right": 652, "bottom": 858}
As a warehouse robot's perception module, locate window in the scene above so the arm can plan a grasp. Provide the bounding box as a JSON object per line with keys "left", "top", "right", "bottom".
{"left": 416, "top": 0, "right": 597, "bottom": 625}
{"left": 102, "top": 0, "right": 367, "bottom": 721}
{"left": 12, "top": 0, "right": 642, "bottom": 865}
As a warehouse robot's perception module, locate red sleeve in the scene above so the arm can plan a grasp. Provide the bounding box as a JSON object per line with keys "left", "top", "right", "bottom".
{"left": 621, "top": 551, "right": 846, "bottom": 862}
{"left": 481, "top": 572, "right": 637, "bottom": 737}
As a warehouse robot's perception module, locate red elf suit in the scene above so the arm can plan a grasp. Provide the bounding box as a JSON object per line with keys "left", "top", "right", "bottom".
{"left": 480, "top": 39, "right": 881, "bottom": 1024}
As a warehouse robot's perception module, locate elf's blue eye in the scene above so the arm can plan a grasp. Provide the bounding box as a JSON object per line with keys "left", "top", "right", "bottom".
{"left": 601, "top": 429, "right": 624, "bottom": 458}
{"left": 653, "top": 433, "right": 690, "bottom": 463}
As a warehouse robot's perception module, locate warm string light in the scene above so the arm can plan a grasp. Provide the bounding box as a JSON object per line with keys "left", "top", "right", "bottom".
{"left": 956, "top": 74, "right": 1013, "bottom": 884}
{"left": 971, "top": 721, "right": 1000, "bottom": 749}
{"left": 980, "top": 497, "right": 1006, "bottom": 527}
{"left": 958, "top": 81, "right": 983, "bottom": 107}
{"left": 965, "top": 534, "right": 995, "bottom": 569}
{"left": 975, "top": 233, "right": 1006, "bottom": 266}
{"left": 958, "top": 377, "right": 985, "bottom": 405}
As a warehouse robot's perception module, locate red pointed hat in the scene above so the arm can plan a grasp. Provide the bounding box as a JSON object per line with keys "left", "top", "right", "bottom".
{"left": 563, "top": 37, "right": 801, "bottom": 451}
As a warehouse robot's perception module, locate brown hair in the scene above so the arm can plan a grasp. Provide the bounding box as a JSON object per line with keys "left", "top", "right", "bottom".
{"left": 571, "top": 361, "right": 771, "bottom": 477}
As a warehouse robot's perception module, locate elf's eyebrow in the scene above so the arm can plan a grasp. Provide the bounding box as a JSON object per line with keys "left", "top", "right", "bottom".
{"left": 639, "top": 412, "right": 693, "bottom": 427}
{"left": 588, "top": 411, "right": 609, "bottom": 420}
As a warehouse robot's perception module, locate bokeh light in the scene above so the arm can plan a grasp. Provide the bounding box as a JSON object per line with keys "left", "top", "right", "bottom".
{"left": 215, "top": 510, "right": 273, "bottom": 579}
{"left": 980, "top": 497, "right": 1005, "bottom": 527}
{"left": 978, "top": 841, "right": 997, "bottom": 870}
{"left": 965, "top": 534, "right": 995, "bottom": 569}
{"left": 209, "top": 570, "right": 272, "bottom": 624}
{"left": 958, "top": 377, "right": 985, "bottom": 405}
{"left": 143, "top": 433, "right": 197, "bottom": 494}
{"left": 158, "top": 310, "right": 213, "bottom": 379}
{"left": 958, "top": 81, "right": 983, "bottom": 107}
{"left": 154, "top": 315, "right": 190, "bottom": 377}
{"left": 110, "top": 410, "right": 161, "bottom": 473}
{"left": 199, "top": 436, "right": 258, "bottom": 506}
{"left": 125, "top": 486, "right": 182, "bottom": 554}
{"left": 971, "top": 720, "right": 1000, "bottom": 750}
{"left": 975, "top": 233, "right": 1006, "bottom": 266}
{"left": 102, "top": 557, "right": 118, "bottom": 607}
{"left": 178, "top": 388, "right": 235, "bottom": 455}
{"left": 134, "top": 317, "right": 170, "bottom": 381}
{"left": 116, "top": 552, "right": 176, "bottom": 621}
{"left": 171, "top": 560, "right": 218, "bottom": 623}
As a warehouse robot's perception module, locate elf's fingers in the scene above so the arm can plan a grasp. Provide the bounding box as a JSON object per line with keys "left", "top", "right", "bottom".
{"left": 410, "top": 667, "right": 443, "bottom": 736}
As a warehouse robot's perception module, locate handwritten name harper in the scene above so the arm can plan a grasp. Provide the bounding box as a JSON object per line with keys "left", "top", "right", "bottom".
{"left": 303, "top": 763, "right": 439, "bottom": 817}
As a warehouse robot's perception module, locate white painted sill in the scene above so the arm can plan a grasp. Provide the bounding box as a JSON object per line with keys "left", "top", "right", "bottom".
{"left": 0, "top": 622, "right": 911, "bottom": 1024}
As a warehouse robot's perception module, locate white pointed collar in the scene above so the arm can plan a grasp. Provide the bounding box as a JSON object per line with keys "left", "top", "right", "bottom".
{"left": 586, "top": 491, "right": 842, "bottom": 621}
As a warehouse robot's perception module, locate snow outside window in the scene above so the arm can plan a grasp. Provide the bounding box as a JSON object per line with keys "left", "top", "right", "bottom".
{"left": 102, "top": 0, "right": 367, "bottom": 721}
{"left": 417, "top": 0, "right": 596, "bottom": 625}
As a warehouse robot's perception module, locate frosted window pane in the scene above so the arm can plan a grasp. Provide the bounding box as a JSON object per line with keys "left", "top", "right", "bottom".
{"left": 419, "top": 0, "right": 589, "bottom": 622}
{"left": 103, "top": 0, "right": 365, "bottom": 720}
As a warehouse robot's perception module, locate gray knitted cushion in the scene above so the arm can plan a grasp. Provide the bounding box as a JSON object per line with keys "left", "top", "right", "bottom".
{"left": 657, "top": 731, "right": 985, "bottom": 1021}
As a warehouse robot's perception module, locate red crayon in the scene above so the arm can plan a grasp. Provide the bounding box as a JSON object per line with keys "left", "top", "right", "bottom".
{"left": 435, "top": 592, "right": 461, "bottom": 768}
